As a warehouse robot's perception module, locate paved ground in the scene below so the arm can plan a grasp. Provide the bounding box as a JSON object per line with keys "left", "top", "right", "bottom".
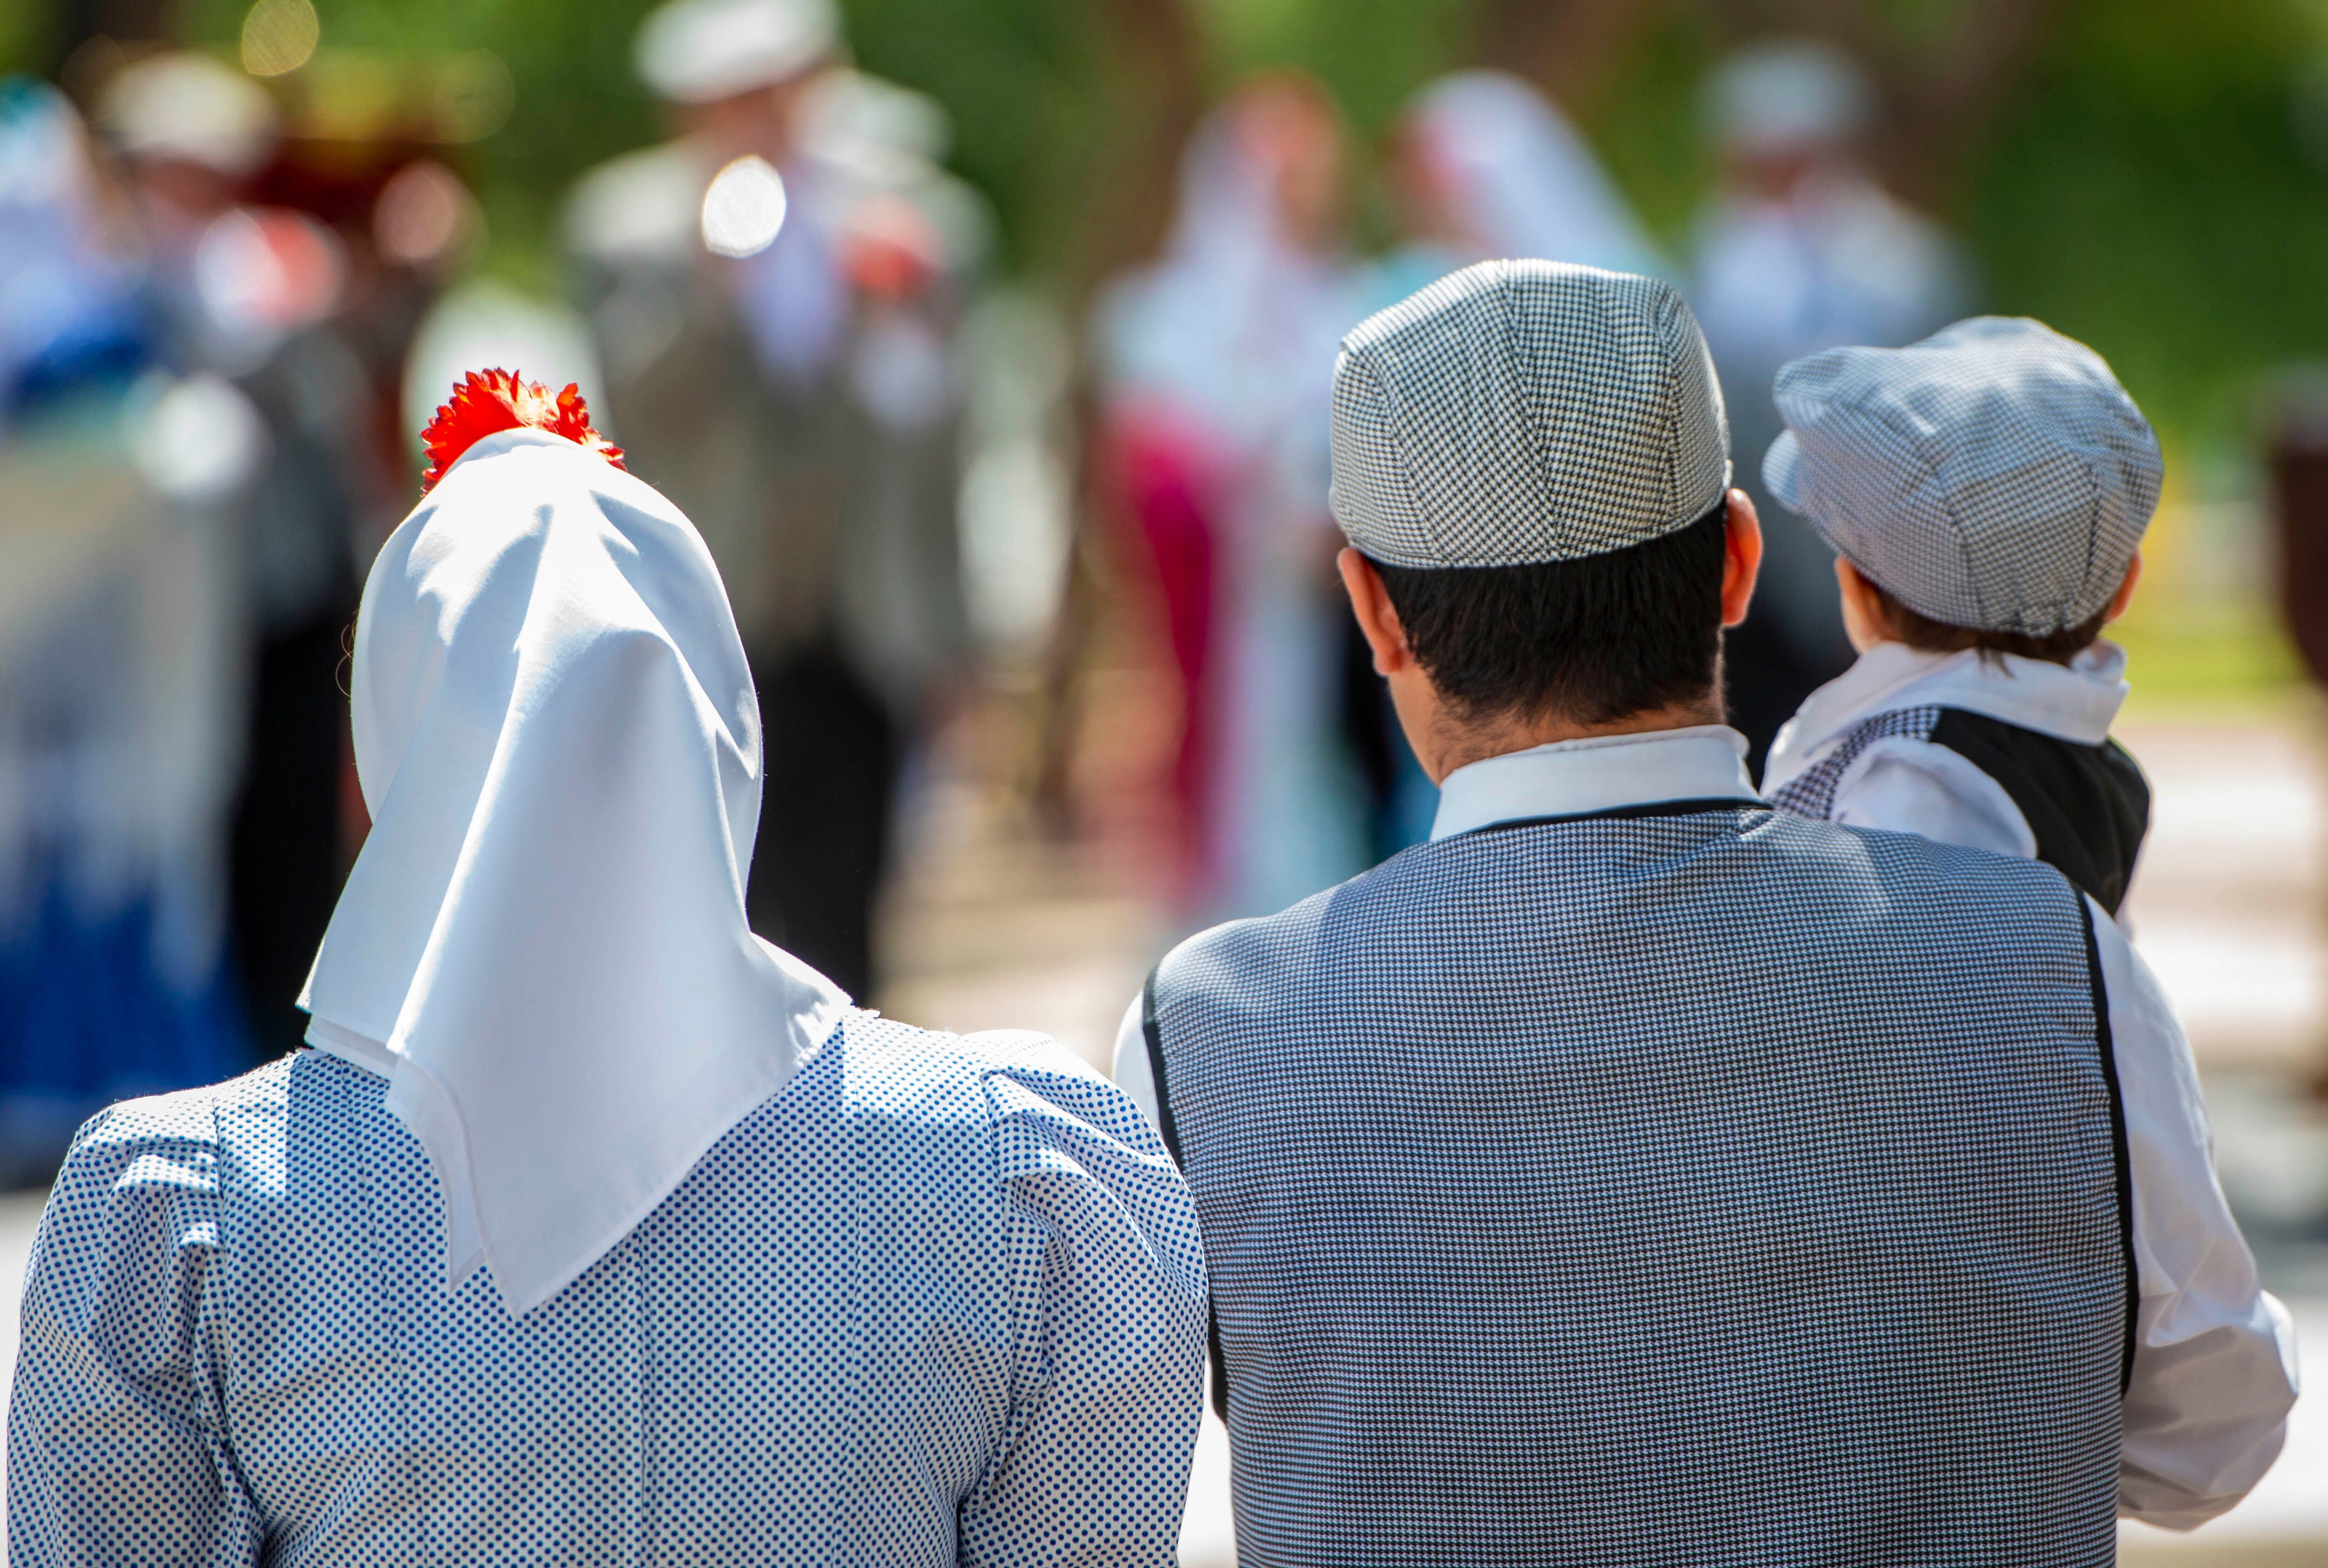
{"left": 5, "top": 710, "right": 2325, "bottom": 1561}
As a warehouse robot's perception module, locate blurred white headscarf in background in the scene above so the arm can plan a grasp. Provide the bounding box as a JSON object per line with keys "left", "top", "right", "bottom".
{"left": 301, "top": 426, "right": 845, "bottom": 1315}
{"left": 1401, "top": 71, "right": 1665, "bottom": 279}
{"left": 1094, "top": 79, "right": 1359, "bottom": 446}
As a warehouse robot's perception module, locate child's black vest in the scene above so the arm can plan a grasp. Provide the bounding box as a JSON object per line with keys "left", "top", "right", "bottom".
{"left": 1767, "top": 705, "right": 2149, "bottom": 914}
{"left": 1144, "top": 805, "right": 2132, "bottom": 1568}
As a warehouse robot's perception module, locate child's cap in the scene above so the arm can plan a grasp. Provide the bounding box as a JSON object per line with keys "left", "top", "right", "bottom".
{"left": 1762, "top": 316, "right": 2161, "bottom": 635}
{"left": 1331, "top": 259, "right": 1731, "bottom": 568}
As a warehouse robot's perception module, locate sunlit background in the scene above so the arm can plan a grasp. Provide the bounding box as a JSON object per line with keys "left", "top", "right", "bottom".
{"left": 4, "top": 0, "right": 2328, "bottom": 1560}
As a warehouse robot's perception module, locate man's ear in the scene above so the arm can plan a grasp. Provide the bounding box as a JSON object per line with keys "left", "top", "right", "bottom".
{"left": 1338, "top": 547, "right": 1414, "bottom": 676}
{"left": 1719, "top": 489, "right": 1763, "bottom": 629}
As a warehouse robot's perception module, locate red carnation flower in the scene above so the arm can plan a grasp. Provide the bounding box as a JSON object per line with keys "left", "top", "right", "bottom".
{"left": 419, "top": 369, "right": 625, "bottom": 494}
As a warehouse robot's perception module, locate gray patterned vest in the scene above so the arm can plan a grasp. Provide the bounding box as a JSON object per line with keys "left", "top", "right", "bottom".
{"left": 1144, "top": 803, "right": 2132, "bottom": 1568}
{"left": 1768, "top": 706, "right": 2151, "bottom": 914}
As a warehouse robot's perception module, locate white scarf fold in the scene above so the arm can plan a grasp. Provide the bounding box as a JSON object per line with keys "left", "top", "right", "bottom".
{"left": 300, "top": 427, "right": 846, "bottom": 1314}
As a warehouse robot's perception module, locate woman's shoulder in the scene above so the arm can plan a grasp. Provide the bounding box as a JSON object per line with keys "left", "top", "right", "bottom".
{"left": 48, "top": 1051, "right": 381, "bottom": 1218}
{"left": 841, "top": 1011, "right": 1195, "bottom": 1248}
{"left": 840, "top": 1012, "right": 1135, "bottom": 1134}
{"left": 59, "top": 1056, "right": 287, "bottom": 1180}
{"left": 27, "top": 1058, "right": 305, "bottom": 1330}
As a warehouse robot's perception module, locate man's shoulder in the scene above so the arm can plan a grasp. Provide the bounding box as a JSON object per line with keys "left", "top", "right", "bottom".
{"left": 1744, "top": 801, "right": 2085, "bottom": 907}
{"left": 1156, "top": 806, "right": 2080, "bottom": 987}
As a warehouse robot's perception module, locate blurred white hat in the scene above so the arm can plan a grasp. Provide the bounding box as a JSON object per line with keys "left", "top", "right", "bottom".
{"left": 636, "top": 0, "right": 840, "bottom": 104}
{"left": 1705, "top": 40, "right": 1873, "bottom": 157}
{"left": 98, "top": 51, "right": 279, "bottom": 177}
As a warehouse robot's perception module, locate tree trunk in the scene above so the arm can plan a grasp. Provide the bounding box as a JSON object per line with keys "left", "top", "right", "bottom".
{"left": 1035, "top": 0, "right": 1205, "bottom": 834}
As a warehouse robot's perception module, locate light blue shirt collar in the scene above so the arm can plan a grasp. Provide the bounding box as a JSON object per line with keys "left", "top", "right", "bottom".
{"left": 1428, "top": 725, "right": 1760, "bottom": 842}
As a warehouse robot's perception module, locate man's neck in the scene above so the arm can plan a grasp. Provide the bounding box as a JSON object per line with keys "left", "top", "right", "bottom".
{"left": 1422, "top": 699, "right": 1726, "bottom": 784}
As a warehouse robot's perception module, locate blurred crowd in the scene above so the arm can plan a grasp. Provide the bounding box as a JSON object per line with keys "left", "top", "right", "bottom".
{"left": 1092, "top": 38, "right": 1967, "bottom": 922}
{"left": 0, "top": 0, "right": 1969, "bottom": 1183}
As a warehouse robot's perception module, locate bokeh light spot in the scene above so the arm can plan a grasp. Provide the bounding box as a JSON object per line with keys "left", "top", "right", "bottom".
{"left": 700, "top": 155, "right": 787, "bottom": 259}
{"left": 240, "top": 0, "right": 318, "bottom": 78}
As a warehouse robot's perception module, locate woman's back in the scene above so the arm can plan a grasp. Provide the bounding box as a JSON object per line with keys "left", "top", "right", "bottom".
{"left": 9, "top": 1017, "right": 1206, "bottom": 1567}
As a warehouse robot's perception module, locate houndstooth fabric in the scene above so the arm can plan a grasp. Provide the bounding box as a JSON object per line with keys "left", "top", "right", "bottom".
{"left": 8, "top": 1014, "right": 1208, "bottom": 1567}
{"left": 1329, "top": 259, "right": 1732, "bottom": 568}
{"left": 1766, "top": 705, "right": 1943, "bottom": 820}
{"left": 1150, "top": 806, "right": 2128, "bottom": 1567}
{"left": 1764, "top": 316, "right": 2161, "bottom": 635}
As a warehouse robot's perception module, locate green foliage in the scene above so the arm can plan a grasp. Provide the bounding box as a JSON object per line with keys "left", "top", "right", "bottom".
{"left": 1581, "top": 8, "right": 1720, "bottom": 252}
{"left": 1192, "top": 0, "right": 1469, "bottom": 131}
{"left": 1966, "top": 0, "right": 2328, "bottom": 454}
{"left": 0, "top": 0, "right": 45, "bottom": 75}
{"left": 839, "top": 0, "right": 1117, "bottom": 277}
{"left": 179, "top": 0, "right": 666, "bottom": 270}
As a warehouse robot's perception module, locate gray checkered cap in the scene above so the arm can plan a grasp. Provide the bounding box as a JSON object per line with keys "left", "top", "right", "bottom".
{"left": 1764, "top": 316, "right": 2162, "bottom": 635}
{"left": 1329, "top": 259, "right": 1732, "bottom": 568}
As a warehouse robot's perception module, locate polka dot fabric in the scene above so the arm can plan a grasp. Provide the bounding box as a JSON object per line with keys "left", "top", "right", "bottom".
{"left": 1328, "top": 259, "right": 1732, "bottom": 569}
{"left": 8, "top": 1013, "right": 1207, "bottom": 1567}
{"left": 1149, "top": 806, "right": 2129, "bottom": 1567}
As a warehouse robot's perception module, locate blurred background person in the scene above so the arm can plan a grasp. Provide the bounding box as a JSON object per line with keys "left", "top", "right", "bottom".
{"left": 0, "top": 75, "right": 254, "bottom": 1183}
{"left": 1092, "top": 73, "right": 1373, "bottom": 923}
{"left": 566, "top": 0, "right": 976, "bottom": 1002}
{"left": 0, "top": 77, "right": 144, "bottom": 416}
{"left": 1375, "top": 69, "right": 1666, "bottom": 305}
{"left": 97, "top": 49, "right": 388, "bottom": 1059}
{"left": 1688, "top": 39, "right": 1971, "bottom": 774}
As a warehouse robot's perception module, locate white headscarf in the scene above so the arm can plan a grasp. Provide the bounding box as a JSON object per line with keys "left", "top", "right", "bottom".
{"left": 1405, "top": 71, "right": 1665, "bottom": 280}
{"left": 300, "top": 426, "right": 846, "bottom": 1315}
{"left": 1093, "top": 90, "right": 1360, "bottom": 446}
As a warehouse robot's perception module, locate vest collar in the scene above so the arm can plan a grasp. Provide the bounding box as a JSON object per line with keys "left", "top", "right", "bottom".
{"left": 1429, "top": 725, "right": 1759, "bottom": 842}
{"left": 1763, "top": 640, "right": 2129, "bottom": 796}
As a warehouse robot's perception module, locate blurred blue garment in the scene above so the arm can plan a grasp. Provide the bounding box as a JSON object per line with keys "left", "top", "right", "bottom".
{"left": 0, "top": 80, "right": 148, "bottom": 423}
{"left": 0, "top": 874, "right": 242, "bottom": 1186}
{"left": 0, "top": 399, "right": 252, "bottom": 1186}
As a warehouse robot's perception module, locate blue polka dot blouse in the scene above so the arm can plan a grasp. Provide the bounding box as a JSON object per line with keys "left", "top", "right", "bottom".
{"left": 7, "top": 1012, "right": 1210, "bottom": 1566}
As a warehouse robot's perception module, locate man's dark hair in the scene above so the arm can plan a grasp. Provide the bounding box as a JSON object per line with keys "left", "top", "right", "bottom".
{"left": 1862, "top": 577, "right": 2109, "bottom": 666}
{"left": 1373, "top": 497, "right": 1728, "bottom": 727}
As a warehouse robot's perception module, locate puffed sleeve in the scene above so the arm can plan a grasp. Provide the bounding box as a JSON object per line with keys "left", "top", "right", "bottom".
{"left": 7, "top": 1096, "right": 261, "bottom": 1568}
{"left": 958, "top": 1034, "right": 1208, "bottom": 1568}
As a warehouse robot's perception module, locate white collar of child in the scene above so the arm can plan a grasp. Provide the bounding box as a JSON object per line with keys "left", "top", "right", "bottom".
{"left": 1763, "top": 640, "right": 2129, "bottom": 797}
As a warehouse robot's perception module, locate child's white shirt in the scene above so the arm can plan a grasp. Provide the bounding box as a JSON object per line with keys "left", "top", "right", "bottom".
{"left": 1762, "top": 638, "right": 2131, "bottom": 859}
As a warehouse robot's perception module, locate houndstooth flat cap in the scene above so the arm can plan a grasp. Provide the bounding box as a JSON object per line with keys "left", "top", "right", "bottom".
{"left": 1330, "top": 260, "right": 1732, "bottom": 568}
{"left": 1764, "top": 316, "right": 2161, "bottom": 635}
